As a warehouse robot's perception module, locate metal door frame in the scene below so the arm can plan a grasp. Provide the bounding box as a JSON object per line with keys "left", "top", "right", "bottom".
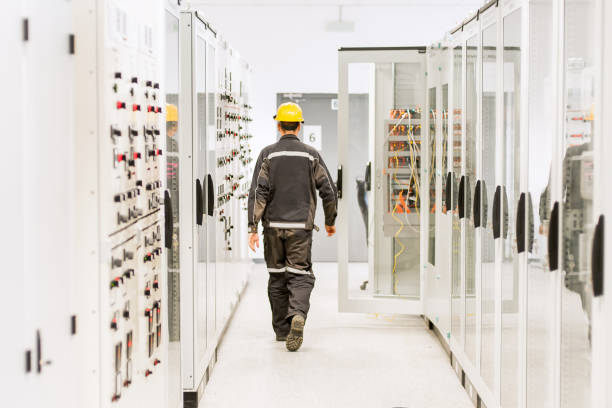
{"left": 337, "top": 48, "right": 426, "bottom": 314}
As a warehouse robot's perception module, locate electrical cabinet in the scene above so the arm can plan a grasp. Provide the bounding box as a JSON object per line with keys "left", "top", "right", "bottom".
{"left": 74, "top": 0, "right": 168, "bottom": 406}
{"left": 19, "top": 1, "right": 83, "bottom": 407}
{"left": 337, "top": 1, "right": 611, "bottom": 407}
{"left": 417, "top": 0, "right": 609, "bottom": 407}
{"left": 178, "top": 11, "right": 253, "bottom": 405}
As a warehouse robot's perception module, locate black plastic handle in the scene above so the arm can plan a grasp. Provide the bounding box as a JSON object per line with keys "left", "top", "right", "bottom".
{"left": 445, "top": 172, "right": 452, "bottom": 214}
{"left": 527, "top": 192, "right": 535, "bottom": 252}
{"left": 464, "top": 175, "right": 472, "bottom": 220}
{"left": 365, "top": 162, "right": 372, "bottom": 191}
{"left": 502, "top": 186, "right": 509, "bottom": 239}
{"left": 548, "top": 201, "right": 559, "bottom": 271}
{"left": 337, "top": 165, "right": 343, "bottom": 198}
{"left": 458, "top": 175, "right": 466, "bottom": 219}
{"left": 473, "top": 180, "right": 481, "bottom": 228}
{"left": 206, "top": 174, "right": 215, "bottom": 216}
{"left": 164, "top": 190, "right": 172, "bottom": 249}
{"left": 195, "top": 178, "right": 203, "bottom": 226}
{"left": 481, "top": 180, "right": 488, "bottom": 228}
{"left": 493, "top": 186, "right": 501, "bottom": 239}
{"left": 516, "top": 192, "right": 526, "bottom": 253}
{"left": 592, "top": 214, "right": 604, "bottom": 297}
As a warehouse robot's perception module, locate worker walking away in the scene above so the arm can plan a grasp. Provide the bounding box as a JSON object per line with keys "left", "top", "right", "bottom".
{"left": 247, "top": 102, "right": 338, "bottom": 352}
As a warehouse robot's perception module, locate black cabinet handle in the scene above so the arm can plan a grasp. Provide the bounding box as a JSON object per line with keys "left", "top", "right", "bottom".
{"left": 458, "top": 175, "right": 466, "bottom": 219}
{"left": 365, "top": 162, "right": 371, "bottom": 191}
{"left": 164, "top": 190, "right": 172, "bottom": 249}
{"left": 206, "top": 174, "right": 215, "bottom": 216}
{"left": 337, "top": 165, "right": 343, "bottom": 199}
{"left": 516, "top": 192, "right": 526, "bottom": 253}
{"left": 548, "top": 201, "right": 560, "bottom": 271}
{"left": 195, "top": 178, "right": 203, "bottom": 226}
{"left": 592, "top": 214, "right": 604, "bottom": 297}
{"left": 527, "top": 192, "right": 535, "bottom": 252}
{"left": 445, "top": 172, "right": 452, "bottom": 214}
{"left": 473, "top": 180, "right": 481, "bottom": 228}
{"left": 493, "top": 186, "right": 501, "bottom": 239}
{"left": 502, "top": 186, "right": 509, "bottom": 239}
{"left": 481, "top": 180, "right": 488, "bottom": 228}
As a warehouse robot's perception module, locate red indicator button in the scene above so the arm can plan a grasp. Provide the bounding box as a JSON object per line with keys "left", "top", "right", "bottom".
{"left": 116, "top": 101, "right": 126, "bottom": 109}
{"left": 133, "top": 152, "right": 141, "bottom": 160}
{"left": 147, "top": 105, "right": 154, "bottom": 113}
{"left": 156, "top": 107, "right": 162, "bottom": 113}
{"left": 132, "top": 104, "right": 141, "bottom": 112}
{"left": 145, "top": 370, "right": 152, "bottom": 377}
{"left": 156, "top": 149, "right": 162, "bottom": 156}
{"left": 117, "top": 154, "right": 125, "bottom": 162}
{"left": 154, "top": 359, "right": 160, "bottom": 366}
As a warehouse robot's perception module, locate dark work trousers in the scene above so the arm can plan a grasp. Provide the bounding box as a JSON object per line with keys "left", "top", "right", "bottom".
{"left": 263, "top": 228, "right": 316, "bottom": 337}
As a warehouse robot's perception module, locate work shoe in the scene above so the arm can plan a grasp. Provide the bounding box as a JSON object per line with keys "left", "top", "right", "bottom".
{"left": 286, "top": 315, "right": 305, "bottom": 352}
{"left": 276, "top": 335, "right": 287, "bottom": 342}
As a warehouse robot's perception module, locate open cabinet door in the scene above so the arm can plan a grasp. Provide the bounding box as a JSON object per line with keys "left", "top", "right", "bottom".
{"left": 337, "top": 48, "right": 426, "bottom": 314}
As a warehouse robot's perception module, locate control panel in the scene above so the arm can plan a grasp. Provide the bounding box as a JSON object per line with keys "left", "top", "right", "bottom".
{"left": 75, "top": 0, "right": 168, "bottom": 406}
{"left": 216, "top": 59, "right": 253, "bottom": 257}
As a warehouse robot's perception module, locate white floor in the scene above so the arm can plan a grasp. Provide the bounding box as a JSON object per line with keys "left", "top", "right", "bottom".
{"left": 199, "top": 262, "right": 473, "bottom": 408}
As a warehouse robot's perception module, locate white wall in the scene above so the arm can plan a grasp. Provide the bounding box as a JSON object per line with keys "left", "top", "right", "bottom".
{"left": 194, "top": 2, "right": 480, "bottom": 153}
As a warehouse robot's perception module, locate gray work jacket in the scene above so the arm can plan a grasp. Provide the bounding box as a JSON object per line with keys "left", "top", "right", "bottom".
{"left": 247, "top": 134, "right": 337, "bottom": 233}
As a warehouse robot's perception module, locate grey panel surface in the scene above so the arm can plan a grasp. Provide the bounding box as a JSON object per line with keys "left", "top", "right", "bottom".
{"left": 277, "top": 93, "right": 368, "bottom": 262}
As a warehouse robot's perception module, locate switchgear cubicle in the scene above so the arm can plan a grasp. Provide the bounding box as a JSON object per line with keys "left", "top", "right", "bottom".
{"left": 5, "top": 1, "right": 254, "bottom": 408}
{"left": 337, "top": 0, "right": 612, "bottom": 407}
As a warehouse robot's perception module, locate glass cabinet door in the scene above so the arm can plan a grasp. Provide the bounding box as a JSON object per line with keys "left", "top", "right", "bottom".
{"left": 428, "top": 86, "right": 437, "bottom": 266}
{"left": 194, "top": 31, "right": 209, "bottom": 367}
{"left": 164, "top": 7, "right": 182, "bottom": 406}
{"left": 480, "top": 20, "right": 497, "bottom": 394}
{"left": 451, "top": 44, "right": 464, "bottom": 346}
{"left": 501, "top": 8, "right": 521, "bottom": 408}
{"left": 526, "top": 0, "right": 555, "bottom": 406}
{"left": 560, "top": 0, "right": 597, "bottom": 406}
{"left": 464, "top": 33, "right": 478, "bottom": 366}
{"left": 338, "top": 49, "right": 426, "bottom": 314}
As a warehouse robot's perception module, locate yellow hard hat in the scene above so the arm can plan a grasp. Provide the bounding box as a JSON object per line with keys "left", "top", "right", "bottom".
{"left": 166, "top": 103, "right": 178, "bottom": 122}
{"left": 274, "top": 102, "right": 304, "bottom": 123}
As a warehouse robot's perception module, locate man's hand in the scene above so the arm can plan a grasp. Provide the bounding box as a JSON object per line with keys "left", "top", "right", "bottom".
{"left": 325, "top": 225, "right": 336, "bottom": 237}
{"left": 248, "top": 233, "right": 260, "bottom": 252}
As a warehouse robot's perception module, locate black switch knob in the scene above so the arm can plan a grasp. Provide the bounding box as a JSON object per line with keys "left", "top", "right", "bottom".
{"left": 153, "top": 83, "right": 159, "bottom": 89}
{"left": 123, "top": 269, "right": 134, "bottom": 279}
{"left": 136, "top": 180, "right": 143, "bottom": 187}
{"left": 112, "top": 257, "right": 122, "bottom": 268}
{"left": 110, "top": 318, "right": 118, "bottom": 330}
{"left": 114, "top": 72, "right": 122, "bottom": 79}
{"left": 144, "top": 308, "right": 152, "bottom": 317}
{"left": 124, "top": 250, "right": 134, "bottom": 260}
{"left": 111, "top": 127, "right": 122, "bottom": 138}
{"left": 131, "top": 77, "right": 138, "bottom": 84}
{"left": 123, "top": 310, "right": 130, "bottom": 319}
{"left": 152, "top": 280, "right": 159, "bottom": 289}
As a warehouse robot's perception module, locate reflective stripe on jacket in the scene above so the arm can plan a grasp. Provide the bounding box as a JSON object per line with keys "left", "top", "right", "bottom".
{"left": 247, "top": 134, "right": 337, "bottom": 233}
